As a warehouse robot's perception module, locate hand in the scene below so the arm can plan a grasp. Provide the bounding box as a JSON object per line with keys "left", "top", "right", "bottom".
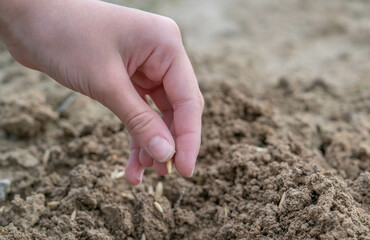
{"left": 0, "top": 0, "right": 204, "bottom": 185}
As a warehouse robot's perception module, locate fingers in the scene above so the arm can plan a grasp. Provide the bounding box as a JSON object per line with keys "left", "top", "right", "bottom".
{"left": 139, "top": 148, "right": 153, "bottom": 168}
{"left": 102, "top": 65, "right": 175, "bottom": 164}
{"left": 153, "top": 160, "right": 168, "bottom": 176}
{"left": 140, "top": 109, "right": 173, "bottom": 175}
{"left": 149, "top": 87, "right": 174, "bottom": 132}
{"left": 163, "top": 49, "right": 204, "bottom": 177}
{"left": 131, "top": 76, "right": 175, "bottom": 176}
{"left": 125, "top": 138, "right": 145, "bottom": 185}
{"left": 139, "top": 89, "right": 174, "bottom": 172}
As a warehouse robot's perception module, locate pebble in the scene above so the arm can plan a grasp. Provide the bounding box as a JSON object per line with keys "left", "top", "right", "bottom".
{"left": 256, "top": 147, "right": 268, "bottom": 153}
{"left": 0, "top": 179, "right": 11, "bottom": 202}
{"left": 16, "top": 151, "right": 39, "bottom": 168}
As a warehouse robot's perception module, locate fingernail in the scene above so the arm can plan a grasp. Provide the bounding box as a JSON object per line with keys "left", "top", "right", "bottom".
{"left": 138, "top": 169, "right": 144, "bottom": 184}
{"left": 147, "top": 136, "right": 174, "bottom": 162}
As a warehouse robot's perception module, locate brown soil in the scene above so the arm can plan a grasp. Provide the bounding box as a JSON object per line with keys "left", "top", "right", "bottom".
{"left": 1, "top": 1, "right": 370, "bottom": 239}
{"left": 0, "top": 77, "right": 369, "bottom": 239}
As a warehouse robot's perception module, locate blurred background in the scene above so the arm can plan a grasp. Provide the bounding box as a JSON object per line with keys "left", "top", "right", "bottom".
{"left": 1, "top": 0, "right": 370, "bottom": 105}
{"left": 111, "top": 0, "right": 370, "bottom": 89}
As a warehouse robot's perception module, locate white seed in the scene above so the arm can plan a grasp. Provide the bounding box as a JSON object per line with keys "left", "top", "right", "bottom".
{"left": 279, "top": 192, "right": 287, "bottom": 211}
{"left": 148, "top": 185, "right": 154, "bottom": 196}
{"left": 141, "top": 233, "right": 146, "bottom": 240}
{"left": 153, "top": 201, "right": 163, "bottom": 214}
{"left": 121, "top": 192, "right": 135, "bottom": 201}
{"left": 47, "top": 201, "right": 59, "bottom": 207}
{"left": 166, "top": 160, "right": 172, "bottom": 174}
{"left": 71, "top": 210, "right": 77, "bottom": 221}
{"left": 111, "top": 169, "right": 125, "bottom": 179}
{"left": 155, "top": 181, "right": 163, "bottom": 197}
{"left": 42, "top": 149, "right": 50, "bottom": 165}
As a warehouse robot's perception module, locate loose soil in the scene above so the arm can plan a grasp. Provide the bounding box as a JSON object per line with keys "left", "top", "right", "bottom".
{"left": 0, "top": 77, "right": 369, "bottom": 239}
{"left": 0, "top": 1, "right": 370, "bottom": 239}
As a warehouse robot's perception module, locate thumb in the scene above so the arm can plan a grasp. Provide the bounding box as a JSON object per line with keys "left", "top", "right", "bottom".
{"left": 100, "top": 67, "right": 175, "bottom": 163}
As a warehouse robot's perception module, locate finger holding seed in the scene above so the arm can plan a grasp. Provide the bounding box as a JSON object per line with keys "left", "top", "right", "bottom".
{"left": 153, "top": 160, "right": 169, "bottom": 176}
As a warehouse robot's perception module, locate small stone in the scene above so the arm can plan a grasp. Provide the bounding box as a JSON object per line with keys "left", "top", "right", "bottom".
{"left": 0, "top": 179, "right": 11, "bottom": 202}
{"left": 6, "top": 150, "right": 39, "bottom": 168}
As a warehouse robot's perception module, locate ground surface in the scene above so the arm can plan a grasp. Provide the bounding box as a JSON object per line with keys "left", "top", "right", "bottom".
{"left": 0, "top": 0, "right": 369, "bottom": 239}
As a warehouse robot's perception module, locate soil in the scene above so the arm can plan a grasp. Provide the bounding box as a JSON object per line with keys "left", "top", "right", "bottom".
{"left": 0, "top": 1, "right": 370, "bottom": 239}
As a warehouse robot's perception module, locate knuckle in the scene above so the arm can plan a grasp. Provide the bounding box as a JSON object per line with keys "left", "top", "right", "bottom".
{"left": 125, "top": 110, "right": 156, "bottom": 134}
{"left": 199, "top": 94, "right": 205, "bottom": 111}
{"left": 164, "top": 17, "right": 182, "bottom": 38}
{"left": 174, "top": 96, "right": 205, "bottom": 113}
{"left": 159, "top": 17, "right": 182, "bottom": 49}
{"left": 192, "top": 95, "right": 205, "bottom": 113}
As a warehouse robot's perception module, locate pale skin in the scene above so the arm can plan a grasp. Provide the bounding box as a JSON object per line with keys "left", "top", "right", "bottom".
{"left": 0, "top": 0, "right": 204, "bottom": 185}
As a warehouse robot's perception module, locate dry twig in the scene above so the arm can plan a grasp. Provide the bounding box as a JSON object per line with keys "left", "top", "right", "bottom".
{"left": 279, "top": 191, "right": 287, "bottom": 211}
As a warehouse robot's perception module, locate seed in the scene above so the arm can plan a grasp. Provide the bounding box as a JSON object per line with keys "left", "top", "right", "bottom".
{"left": 166, "top": 160, "right": 172, "bottom": 174}
{"left": 115, "top": 171, "right": 125, "bottom": 178}
{"left": 257, "top": 226, "right": 261, "bottom": 231}
{"left": 153, "top": 201, "right": 163, "bottom": 214}
{"left": 224, "top": 205, "right": 228, "bottom": 218}
{"left": 42, "top": 149, "right": 50, "bottom": 165}
{"left": 86, "top": 141, "right": 97, "bottom": 153}
{"left": 111, "top": 169, "right": 125, "bottom": 179}
{"left": 148, "top": 185, "right": 154, "bottom": 196}
{"left": 71, "top": 210, "right": 77, "bottom": 221}
{"left": 121, "top": 192, "right": 135, "bottom": 201}
{"left": 112, "top": 154, "right": 118, "bottom": 161}
{"left": 0, "top": 206, "right": 5, "bottom": 212}
{"left": 47, "top": 201, "right": 59, "bottom": 207}
{"left": 141, "top": 233, "right": 146, "bottom": 240}
{"left": 1, "top": 227, "right": 4, "bottom": 234}
{"left": 155, "top": 182, "right": 163, "bottom": 197}
{"left": 278, "top": 192, "right": 287, "bottom": 211}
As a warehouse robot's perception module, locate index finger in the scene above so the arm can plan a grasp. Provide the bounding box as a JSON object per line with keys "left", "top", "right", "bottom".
{"left": 163, "top": 48, "right": 204, "bottom": 177}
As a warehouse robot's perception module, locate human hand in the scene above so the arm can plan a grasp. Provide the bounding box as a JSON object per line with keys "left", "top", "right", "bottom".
{"left": 0, "top": 0, "right": 204, "bottom": 184}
